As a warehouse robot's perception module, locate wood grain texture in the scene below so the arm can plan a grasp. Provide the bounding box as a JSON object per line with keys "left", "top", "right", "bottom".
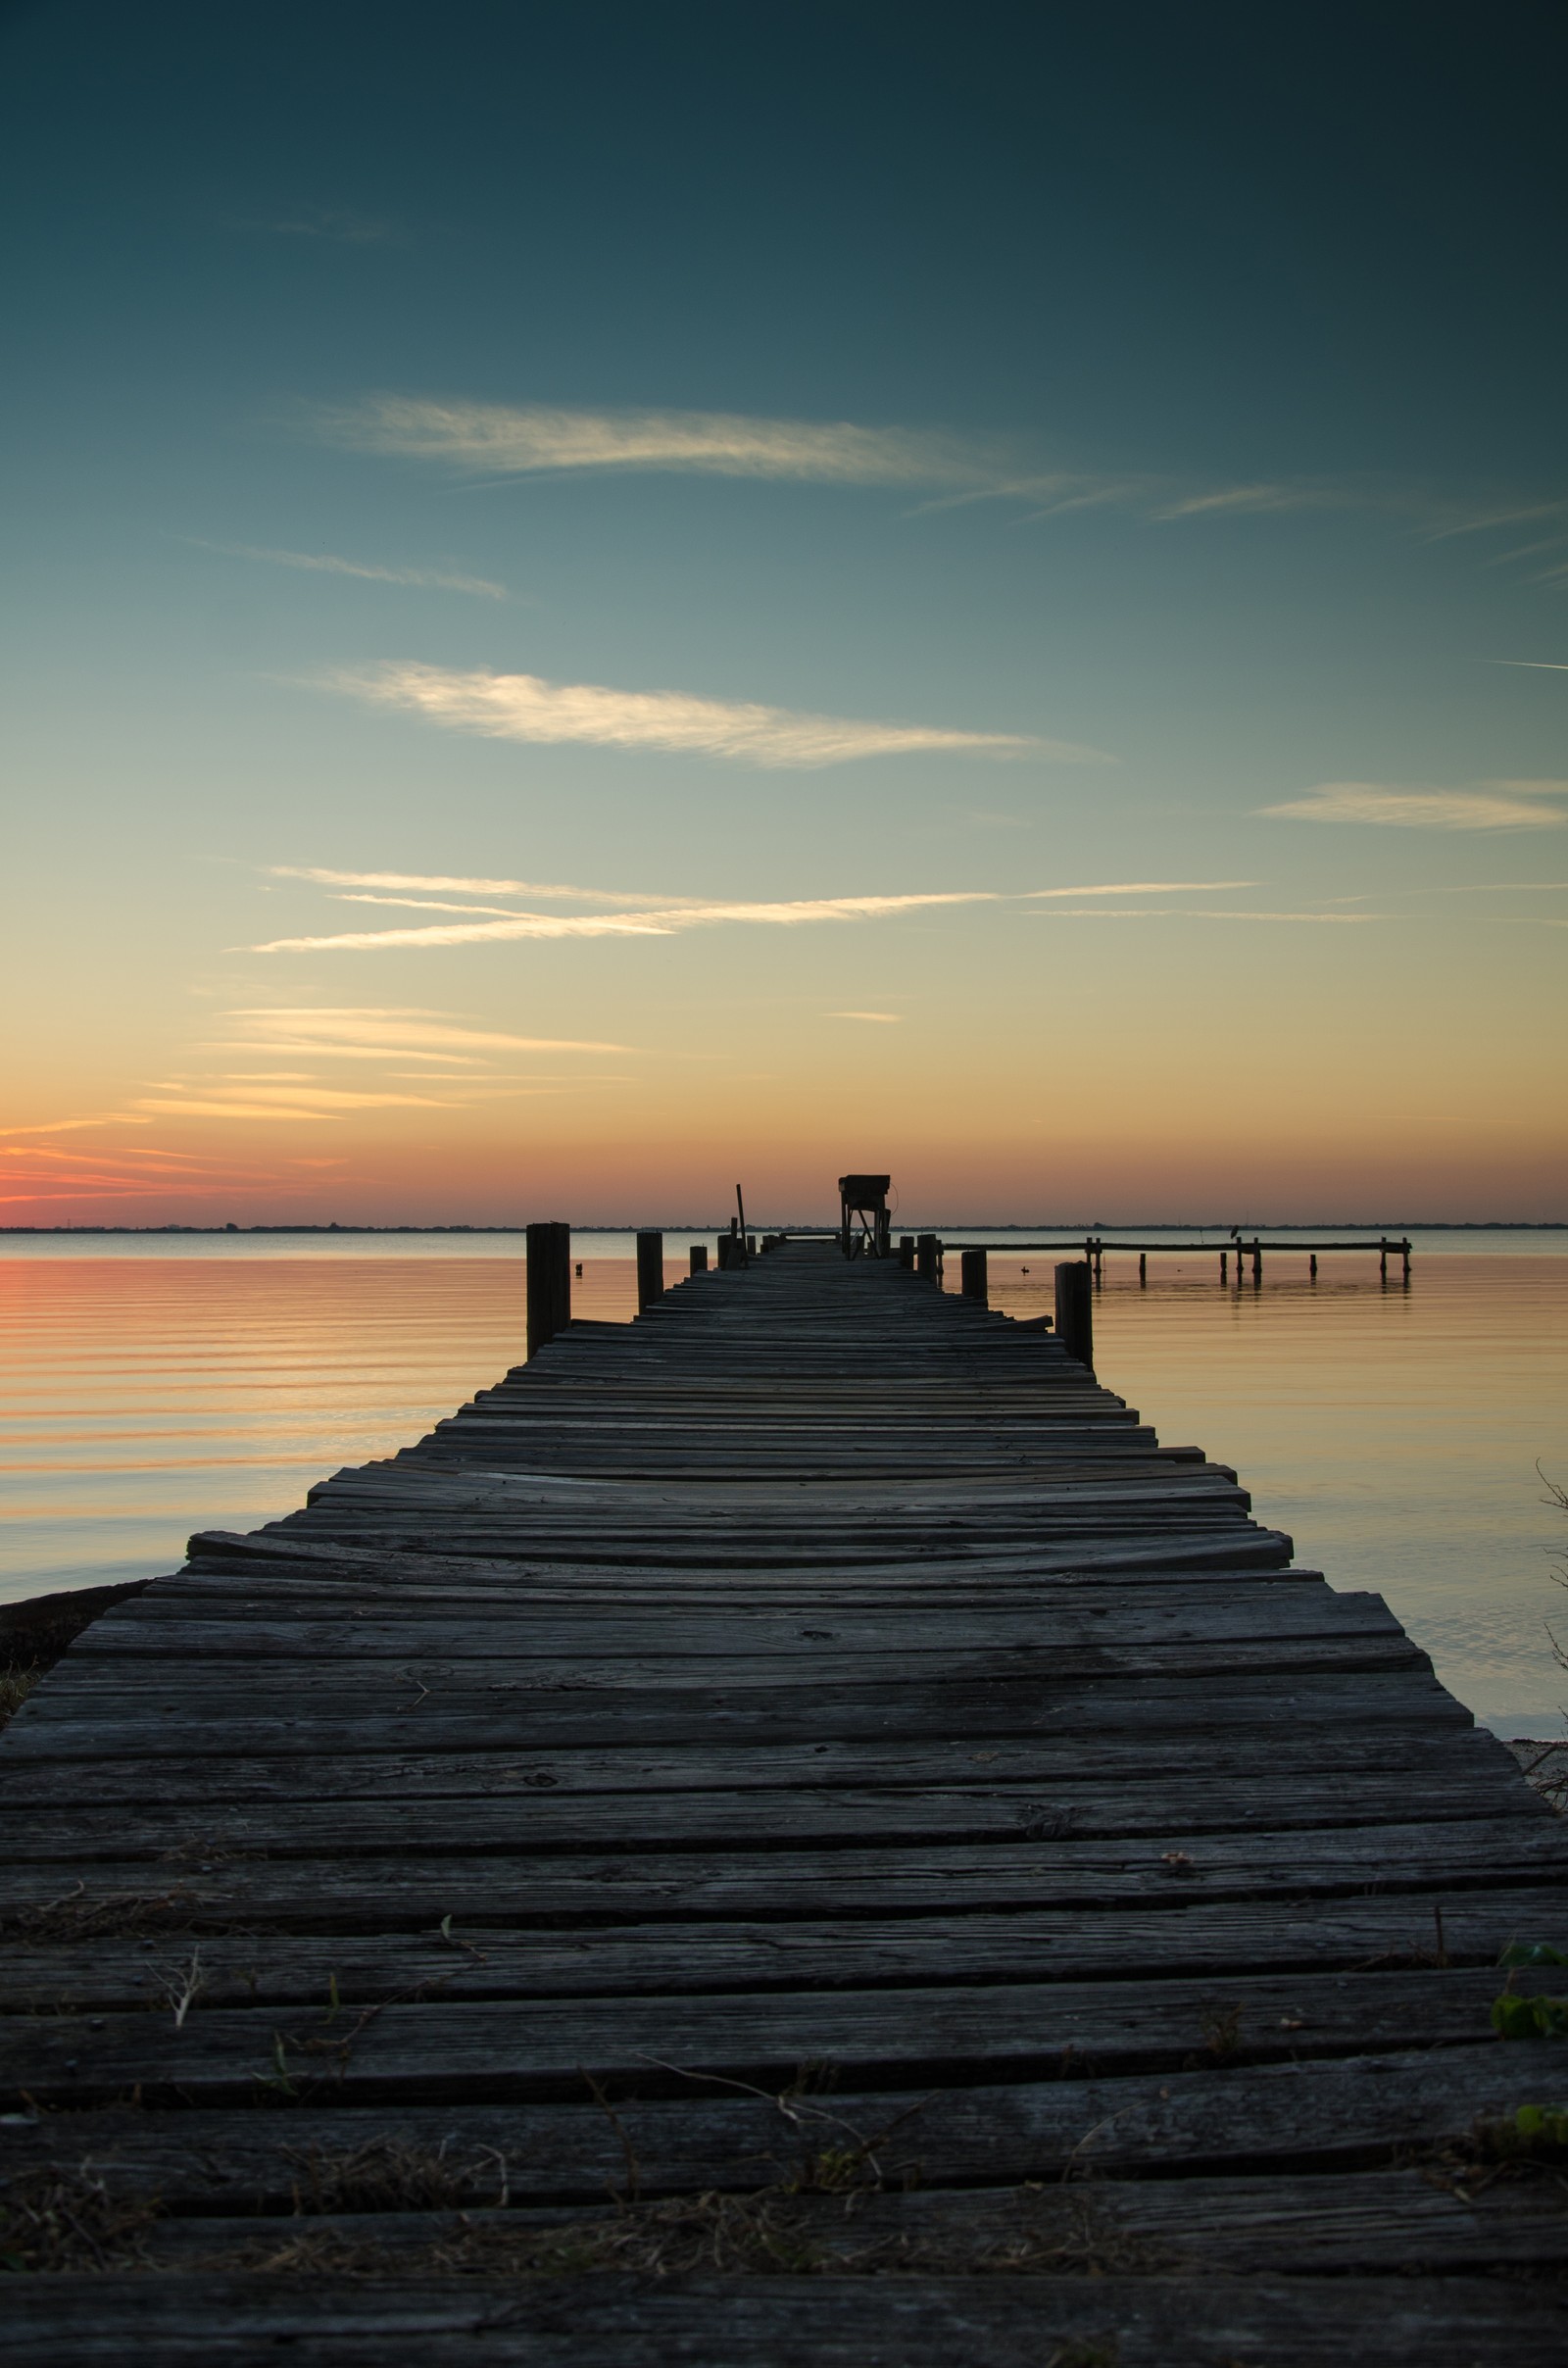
{"left": 1, "top": 1240, "right": 1560, "bottom": 2356}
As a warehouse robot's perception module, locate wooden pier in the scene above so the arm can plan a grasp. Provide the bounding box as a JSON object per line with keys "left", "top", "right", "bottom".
{"left": 3, "top": 1239, "right": 1566, "bottom": 2362}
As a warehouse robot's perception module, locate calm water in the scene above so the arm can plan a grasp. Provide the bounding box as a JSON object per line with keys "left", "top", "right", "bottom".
{"left": 2, "top": 1232, "right": 1564, "bottom": 1737}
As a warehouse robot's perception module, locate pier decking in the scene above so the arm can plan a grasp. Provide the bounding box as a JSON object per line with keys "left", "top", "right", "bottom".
{"left": 3, "top": 1241, "right": 1566, "bottom": 2361}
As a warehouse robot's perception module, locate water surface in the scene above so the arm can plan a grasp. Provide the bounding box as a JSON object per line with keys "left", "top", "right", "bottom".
{"left": 2, "top": 1233, "right": 1563, "bottom": 1736}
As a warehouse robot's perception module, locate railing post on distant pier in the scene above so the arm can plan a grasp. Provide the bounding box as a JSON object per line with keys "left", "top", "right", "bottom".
{"left": 1054, "top": 1261, "right": 1094, "bottom": 1371}
{"left": 960, "top": 1247, "right": 988, "bottom": 1305}
{"left": 636, "top": 1231, "right": 664, "bottom": 1311}
{"left": 916, "top": 1232, "right": 940, "bottom": 1281}
{"left": 689, "top": 1245, "right": 709, "bottom": 1274}
{"left": 525, "top": 1219, "right": 569, "bottom": 1360}
{"left": 899, "top": 1235, "right": 915, "bottom": 1270}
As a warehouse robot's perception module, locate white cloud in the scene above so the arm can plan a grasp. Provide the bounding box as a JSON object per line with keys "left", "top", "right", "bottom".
{"left": 324, "top": 662, "right": 1067, "bottom": 767}
{"left": 828, "top": 1011, "right": 902, "bottom": 1022}
{"left": 1031, "top": 908, "right": 1384, "bottom": 922}
{"left": 1259, "top": 782, "right": 1568, "bottom": 829}
{"left": 310, "top": 397, "right": 980, "bottom": 485}
{"left": 1026, "top": 880, "right": 1258, "bottom": 898}
{"left": 1494, "top": 659, "right": 1568, "bottom": 670}
{"left": 219, "top": 1009, "right": 629, "bottom": 1053}
{"left": 271, "top": 865, "right": 713, "bottom": 909}
{"left": 247, "top": 891, "right": 998, "bottom": 955}
{"left": 187, "top": 540, "right": 505, "bottom": 598}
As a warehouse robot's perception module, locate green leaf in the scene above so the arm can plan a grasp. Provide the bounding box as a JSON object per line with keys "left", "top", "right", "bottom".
{"left": 1497, "top": 1942, "right": 1568, "bottom": 1968}
{"left": 1493, "top": 1991, "right": 1568, "bottom": 2040}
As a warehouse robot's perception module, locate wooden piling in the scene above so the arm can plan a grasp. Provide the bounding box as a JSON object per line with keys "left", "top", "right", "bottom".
{"left": 635, "top": 1232, "right": 664, "bottom": 1312}
{"left": 525, "top": 1219, "right": 569, "bottom": 1359}
{"left": 959, "top": 1247, "right": 988, "bottom": 1304}
{"left": 1220, "top": 1249, "right": 1227, "bottom": 1281}
{"left": 1310, "top": 1254, "right": 1318, "bottom": 1280}
{"left": 1139, "top": 1253, "right": 1147, "bottom": 1286}
{"left": 1251, "top": 1240, "right": 1262, "bottom": 1286}
{"left": 915, "top": 1232, "right": 940, "bottom": 1280}
{"left": 689, "top": 1244, "right": 709, "bottom": 1274}
{"left": 898, "top": 1234, "right": 915, "bottom": 1270}
{"left": 1054, "top": 1258, "right": 1094, "bottom": 1369}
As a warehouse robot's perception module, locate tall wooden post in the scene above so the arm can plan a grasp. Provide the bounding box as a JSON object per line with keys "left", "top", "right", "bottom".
{"left": 689, "top": 1245, "right": 709, "bottom": 1274}
{"left": 636, "top": 1231, "right": 663, "bottom": 1311}
{"left": 1220, "top": 1250, "right": 1227, "bottom": 1282}
{"left": 549, "top": 1222, "right": 571, "bottom": 1340}
{"left": 1309, "top": 1254, "right": 1317, "bottom": 1280}
{"left": 959, "top": 1247, "right": 987, "bottom": 1304}
{"left": 899, "top": 1235, "right": 915, "bottom": 1270}
{"left": 1251, "top": 1240, "right": 1262, "bottom": 1286}
{"left": 915, "top": 1232, "right": 939, "bottom": 1280}
{"left": 1139, "top": 1253, "right": 1147, "bottom": 1286}
{"left": 1054, "top": 1261, "right": 1093, "bottom": 1369}
{"left": 1379, "top": 1239, "right": 1388, "bottom": 1282}
{"left": 526, "top": 1219, "right": 568, "bottom": 1360}
{"left": 1401, "top": 1239, "right": 1411, "bottom": 1282}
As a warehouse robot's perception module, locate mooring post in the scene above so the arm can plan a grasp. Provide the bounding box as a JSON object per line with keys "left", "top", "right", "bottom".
{"left": 1139, "top": 1253, "right": 1147, "bottom": 1286}
{"left": 525, "top": 1219, "right": 567, "bottom": 1359}
{"left": 1379, "top": 1238, "right": 1388, "bottom": 1282}
{"left": 1251, "top": 1240, "right": 1262, "bottom": 1287}
{"left": 636, "top": 1230, "right": 664, "bottom": 1312}
{"left": 916, "top": 1232, "right": 939, "bottom": 1280}
{"left": 1402, "top": 1238, "right": 1412, "bottom": 1282}
{"left": 960, "top": 1247, "right": 988, "bottom": 1304}
{"left": 689, "top": 1245, "right": 709, "bottom": 1274}
{"left": 1309, "top": 1253, "right": 1317, "bottom": 1280}
{"left": 1054, "top": 1260, "right": 1094, "bottom": 1370}
{"left": 550, "top": 1222, "right": 571, "bottom": 1340}
{"left": 1220, "top": 1250, "right": 1227, "bottom": 1282}
{"left": 898, "top": 1235, "right": 915, "bottom": 1270}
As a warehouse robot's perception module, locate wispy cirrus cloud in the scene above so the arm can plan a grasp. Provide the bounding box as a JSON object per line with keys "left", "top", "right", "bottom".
{"left": 300, "top": 397, "right": 1568, "bottom": 565}
{"left": 247, "top": 891, "right": 998, "bottom": 955}
{"left": 185, "top": 539, "right": 506, "bottom": 598}
{"left": 309, "top": 397, "right": 981, "bottom": 485}
{"left": 322, "top": 662, "right": 1071, "bottom": 767}
{"left": 829, "top": 1011, "right": 902, "bottom": 1022}
{"left": 270, "top": 865, "right": 713, "bottom": 909}
{"left": 1026, "top": 880, "right": 1257, "bottom": 898}
{"left": 214, "top": 1009, "right": 630, "bottom": 1055}
{"left": 1259, "top": 782, "right": 1568, "bottom": 830}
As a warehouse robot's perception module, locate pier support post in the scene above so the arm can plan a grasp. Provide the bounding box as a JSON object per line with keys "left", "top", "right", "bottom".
{"left": 689, "top": 1245, "right": 709, "bottom": 1274}
{"left": 1139, "top": 1253, "right": 1147, "bottom": 1286}
{"left": 916, "top": 1232, "right": 940, "bottom": 1281}
{"left": 1309, "top": 1254, "right": 1317, "bottom": 1280}
{"left": 1251, "top": 1241, "right": 1262, "bottom": 1287}
{"left": 1054, "top": 1261, "right": 1094, "bottom": 1370}
{"left": 1380, "top": 1239, "right": 1388, "bottom": 1282}
{"left": 898, "top": 1235, "right": 915, "bottom": 1270}
{"left": 1402, "top": 1239, "right": 1411, "bottom": 1282}
{"left": 960, "top": 1247, "right": 988, "bottom": 1304}
{"left": 1220, "top": 1251, "right": 1227, "bottom": 1282}
{"left": 526, "top": 1220, "right": 570, "bottom": 1359}
{"left": 636, "top": 1231, "right": 664, "bottom": 1310}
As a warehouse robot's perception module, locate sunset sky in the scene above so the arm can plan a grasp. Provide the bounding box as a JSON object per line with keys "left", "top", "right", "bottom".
{"left": 3, "top": 2, "right": 1565, "bottom": 1225}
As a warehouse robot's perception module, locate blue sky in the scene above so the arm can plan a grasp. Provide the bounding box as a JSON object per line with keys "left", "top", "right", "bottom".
{"left": 3, "top": 1, "right": 1565, "bottom": 1222}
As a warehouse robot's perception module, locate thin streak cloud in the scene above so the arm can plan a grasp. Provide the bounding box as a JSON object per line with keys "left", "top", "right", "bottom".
{"left": 325, "top": 662, "right": 1067, "bottom": 766}
{"left": 309, "top": 397, "right": 982, "bottom": 485}
{"left": 247, "top": 891, "right": 997, "bottom": 955}
{"left": 270, "top": 865, "right": 709, "bottom": 909}
{"left": 1026, "top": 880, "right": 1258, "bottom": 898}
{"left": 1260, "top": 782, "right": 1568, "bottom": 829}
{"left": 185, "top": 539, "right": 506, "bottom": 598}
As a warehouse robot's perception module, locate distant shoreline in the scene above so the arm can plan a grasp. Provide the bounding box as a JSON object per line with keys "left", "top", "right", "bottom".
{"left": 4, "top": 1221, "right": 1565, "bottom": 1238}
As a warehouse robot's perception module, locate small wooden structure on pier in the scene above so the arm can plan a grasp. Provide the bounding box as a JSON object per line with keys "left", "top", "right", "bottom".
{"left": 2, "top": 1216, "right": 1564, "bottom": 2362}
